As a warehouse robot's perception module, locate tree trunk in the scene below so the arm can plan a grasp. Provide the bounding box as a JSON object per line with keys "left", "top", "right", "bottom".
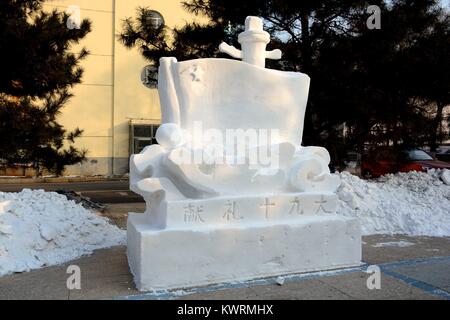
{"left": 300, "top": 12, "right": 312, "bottom": 74}
{"left": 300, "top": 11, "right": 315, "bottom": 145}
{"left": 430, "top": 103, "right": 444, "bottom": 153}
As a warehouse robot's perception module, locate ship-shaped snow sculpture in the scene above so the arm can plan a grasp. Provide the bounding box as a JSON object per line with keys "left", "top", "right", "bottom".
{"left": 127, "top": 16, "right": 361, "bottom": 291}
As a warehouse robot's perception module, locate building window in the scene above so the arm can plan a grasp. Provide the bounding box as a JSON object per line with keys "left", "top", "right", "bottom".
{"left": 130, "top": 123, "right": 159, "bottom": 154}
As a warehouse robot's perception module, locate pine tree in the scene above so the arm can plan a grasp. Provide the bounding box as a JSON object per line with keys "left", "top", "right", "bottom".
{"left": 119, "top": 0, "right": 449, "bottom": 166}
{"left": 0, "top": 0, "right": 91, "bottom": 175}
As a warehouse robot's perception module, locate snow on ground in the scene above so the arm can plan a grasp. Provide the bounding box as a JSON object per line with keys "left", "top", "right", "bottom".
{"left": 337, "top": 169, "right": 450, "bottom": 236}
{"left": 371, "top": 241, "right": 415, "bottom": 248}
{"left": 1, "top": 169, "right": 449, "bottom": 277}
{"left": 0, "top": 189, "right": 125, "bottom": 277}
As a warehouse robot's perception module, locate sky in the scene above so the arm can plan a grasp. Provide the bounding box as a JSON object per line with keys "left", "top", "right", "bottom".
{"left": 443, "top": 0, "right": 450, "bottom": 10}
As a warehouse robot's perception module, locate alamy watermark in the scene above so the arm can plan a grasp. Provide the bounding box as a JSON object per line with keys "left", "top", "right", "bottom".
{"left": 66, "top": 265, "right": 81, "bottom": 290}
{"left": 66, "top": 5, "right": 81, "bottom": 30}
{"left": 366, "top": 265, "right": 381, "bottom": 290}
{"left": 367, "top": 5, "right": 381, "bottom": 30}
{"left": 168, "top": 121, "right": 281, "bottom": 171}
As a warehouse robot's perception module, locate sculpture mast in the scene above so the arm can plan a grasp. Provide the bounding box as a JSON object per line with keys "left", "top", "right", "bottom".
{"left": 219, "top": 16, "right": 282, "bottom": 68}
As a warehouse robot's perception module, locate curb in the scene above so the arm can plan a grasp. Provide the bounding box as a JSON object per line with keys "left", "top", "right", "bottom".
{"left": 0, "top": 176, "right": 129, "bottom": 184}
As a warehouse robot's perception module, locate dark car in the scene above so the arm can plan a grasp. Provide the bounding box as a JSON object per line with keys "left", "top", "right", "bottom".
{"left": 361, "top": 147, "right": 450, "bottom": 178}
{"left": 436, "top": 149, "right": 450, "bottom": 162}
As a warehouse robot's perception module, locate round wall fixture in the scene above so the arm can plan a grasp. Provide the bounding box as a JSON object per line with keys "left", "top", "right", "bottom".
{"left": 144, "top": 10, "right": 165, "bottom": 29}
{"left": 141, "top": 65, "right": 158, "bottom": 88}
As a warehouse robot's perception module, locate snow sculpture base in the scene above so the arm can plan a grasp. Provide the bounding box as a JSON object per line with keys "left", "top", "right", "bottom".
{"left": 127, "top": 194, "right": 361, "bottom": 290}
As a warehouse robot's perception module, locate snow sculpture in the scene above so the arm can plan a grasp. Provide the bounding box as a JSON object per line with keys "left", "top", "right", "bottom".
{"left": 127, "top": 16, "right": 361, "bottom": 290}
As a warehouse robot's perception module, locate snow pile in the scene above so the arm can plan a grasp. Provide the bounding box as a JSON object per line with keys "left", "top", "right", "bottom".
{"left": 371, "top": 241, "right": 415, "bottom": 248}
{"left": 0, "top": 189, "right": 125, "bottom": 277}
{"left": 337, "top": 169, "right": 450, "bottom": 236}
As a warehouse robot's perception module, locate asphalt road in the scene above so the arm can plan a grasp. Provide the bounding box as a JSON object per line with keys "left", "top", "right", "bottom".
{"left": 0, "top": 181, "right": 144, "bottom": 203}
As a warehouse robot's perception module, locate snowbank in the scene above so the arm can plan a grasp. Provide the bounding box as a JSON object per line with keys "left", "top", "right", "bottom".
{"left": 337, "top": 169, "right": 450, "bottom": 236}
{"left": 0, "top": 189, "right": 125, "bottom": 277}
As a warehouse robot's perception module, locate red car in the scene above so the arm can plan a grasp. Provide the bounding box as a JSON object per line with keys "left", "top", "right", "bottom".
{"left": 361, "top": 148, "right": 450, "bottom": 178}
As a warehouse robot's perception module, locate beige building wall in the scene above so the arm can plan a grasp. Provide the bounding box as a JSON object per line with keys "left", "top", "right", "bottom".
{"left": 43, "top": 0, "right": 204, "bottom": 175}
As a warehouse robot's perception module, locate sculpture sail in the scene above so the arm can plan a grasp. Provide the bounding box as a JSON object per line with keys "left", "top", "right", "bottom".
{"left": 161, "top": 58, "right": 310, "bottom": 146}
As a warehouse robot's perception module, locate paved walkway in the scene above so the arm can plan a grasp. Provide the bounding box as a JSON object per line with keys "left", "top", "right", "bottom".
{"left": 1, "top": 234, "right": 449, "bottom": 300}
{"left": 1, "top": 202, "right": 449, "bottom": 300}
